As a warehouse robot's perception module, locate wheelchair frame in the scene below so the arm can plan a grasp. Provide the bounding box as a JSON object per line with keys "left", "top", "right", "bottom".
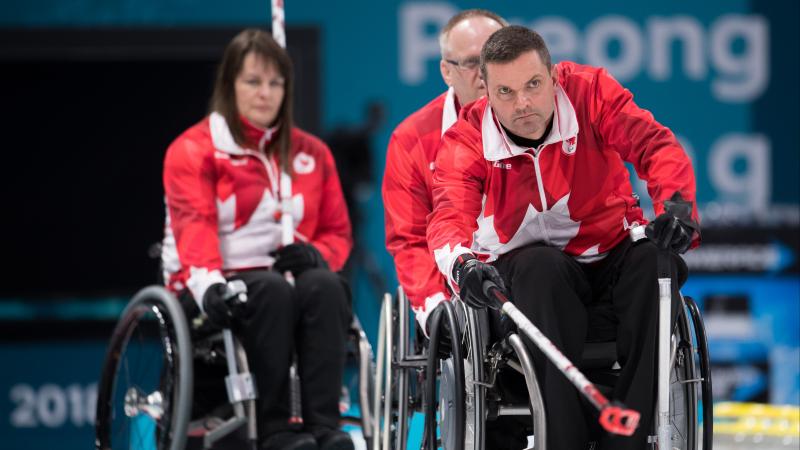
{"left": 95, "top": 285, "right": 378, "bottom": 450}
{"left": 373, "top": 281, "right": 713, "bottom": 450}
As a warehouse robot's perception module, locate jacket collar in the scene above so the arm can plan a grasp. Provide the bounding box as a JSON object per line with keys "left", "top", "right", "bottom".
{"left": 209, "top": 111, "right": 280, "bottom": 154}
{"left": 481, "top": 84, "right": 579, "bottom": 161}
{"left": 441, "top": 87, "right": 458, "bottom": 137}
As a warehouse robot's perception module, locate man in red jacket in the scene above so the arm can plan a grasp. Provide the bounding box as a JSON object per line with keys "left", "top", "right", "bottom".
{"left": 383, "top": 9, "right": 506, "bottom": 338}
{"left": 428, "top": 26, "right": 700, "bottom": 450}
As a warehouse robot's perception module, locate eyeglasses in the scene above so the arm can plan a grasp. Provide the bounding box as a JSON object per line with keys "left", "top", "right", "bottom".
{"left": 444, "top": 56, "right": 481, "bottom": 72}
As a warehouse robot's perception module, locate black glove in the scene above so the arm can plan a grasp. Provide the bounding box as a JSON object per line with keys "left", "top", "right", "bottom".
{"left": 271, "top": 242, "right": 328, "bottom": 276}
{"left": 645, "top": 192, "right": 700, "bottom": 254}
{"left": 202, "top": 283, "right": 234, "bottom": 328}
{"left": 452, "top": 254, "right": 506, "bottom": 310}
{"left": 426, "top": 303, "right": 455, "bottom": 359}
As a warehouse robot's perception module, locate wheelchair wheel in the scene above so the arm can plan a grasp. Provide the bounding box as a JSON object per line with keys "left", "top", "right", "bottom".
{"left": 432, "top": 302, "right": 545, "bottom": 450}
{"left": 462, "top": 306, "right": 488, "bottom": 450}
{"left": 665, "top": 301, "right": 700, "bottom": 450}
{"left": 392, "top": 288, "right": 417, "bottom": 450}
{"left": 374, "top": 288, "right": 419, "bottom": 450}
{"left": 684, "top": 296, "right": 713, "bottom": 450}
{"left": 95, "top": 286, "right": 193, "bottom": 450}
{"left": 424, "top": 300, "right": 465, "bottom": 450}
{"left": 341, "top": 315, "right": 378, "bottom": 442}
{"left": 370, "top": 288, "right": 434, "bottom": 450}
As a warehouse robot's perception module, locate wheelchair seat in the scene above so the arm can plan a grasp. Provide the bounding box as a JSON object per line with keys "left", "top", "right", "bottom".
{"left": 581, "top": 341, "right": 618, "bottom": 370}
{"left": 581, "top": 302, "right": 619, "bottom": 371}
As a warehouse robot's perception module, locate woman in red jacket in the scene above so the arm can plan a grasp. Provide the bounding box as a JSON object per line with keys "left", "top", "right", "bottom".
{"left": 161, "top": 29, "right": 354, "bottom": 450}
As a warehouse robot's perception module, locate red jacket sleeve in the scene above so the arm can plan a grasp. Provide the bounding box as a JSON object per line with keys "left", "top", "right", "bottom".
{"left": 427, "top": 124, "right": 488, "bottom": 286}
{"left": 308, "top": 142, "right": 352, "bottom": 272}
{"left": 382, "top": 130, "right": 448, "bottom": 313}
{"left": 163, "top": 137, "right": 226, "bottom": 302}
{"left": 590, "top": 68, "right": 700, "bottom": 244}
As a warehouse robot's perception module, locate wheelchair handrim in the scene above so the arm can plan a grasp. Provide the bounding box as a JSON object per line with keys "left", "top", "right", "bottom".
{"left": 95, "top": 287, "right": 192, "bottom": 450}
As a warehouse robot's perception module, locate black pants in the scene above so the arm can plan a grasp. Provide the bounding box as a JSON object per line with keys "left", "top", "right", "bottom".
{"left": 492, "top": 239, "right": 685, "bottom": 450}
{"left": 181, "top": 268, "right": 352, "bottom": 437}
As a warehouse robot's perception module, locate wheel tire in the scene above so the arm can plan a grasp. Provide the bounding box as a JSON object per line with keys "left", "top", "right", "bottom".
{"left": 95, "top": 286, "right": 193, "bottom": 450}
{"left": 685, "top": 296, "right": 713, "bottom": 450}
{"left": 666, "top": 305, "right": 699, "bottom": 450}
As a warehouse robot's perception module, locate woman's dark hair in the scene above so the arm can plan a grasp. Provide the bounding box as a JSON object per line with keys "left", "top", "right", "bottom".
{"left": 210, "top": 28, "right": 294, "bottom": 173}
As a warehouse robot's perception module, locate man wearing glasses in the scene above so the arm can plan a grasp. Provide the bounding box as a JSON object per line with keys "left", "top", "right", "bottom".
{"left": 383, "top": 9, "right": 507, "bottom": 344}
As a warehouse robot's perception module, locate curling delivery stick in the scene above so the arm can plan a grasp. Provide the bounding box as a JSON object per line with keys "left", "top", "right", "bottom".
{"left": 482, "top": 280, "right": 641, "bottom": 436}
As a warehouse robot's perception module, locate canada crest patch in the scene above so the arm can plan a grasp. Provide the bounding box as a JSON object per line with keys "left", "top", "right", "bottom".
{"left": 293, "top": 151, "right": 315, "bottom": 174}
{"left": 562, "top": 136, "right": 577, "bottom": 155}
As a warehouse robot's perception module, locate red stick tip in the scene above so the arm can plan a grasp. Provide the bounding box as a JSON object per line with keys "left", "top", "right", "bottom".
{"left": 599, "top": 405, "right": 640, "bottom": 436}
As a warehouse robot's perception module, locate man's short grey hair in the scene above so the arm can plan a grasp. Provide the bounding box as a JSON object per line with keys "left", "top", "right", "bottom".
{"left": 438, "top": 9, "right": 508, "bottom": 58}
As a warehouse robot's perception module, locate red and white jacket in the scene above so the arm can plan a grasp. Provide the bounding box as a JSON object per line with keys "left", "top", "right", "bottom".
{"left": 383, "top": 88, "right": 459, "bottom": 330}
{"left": 428, "top": 62, "right": 699, "bottom": 288}
{"left": 162, "top": 112, "right": 352, "bottom": 307}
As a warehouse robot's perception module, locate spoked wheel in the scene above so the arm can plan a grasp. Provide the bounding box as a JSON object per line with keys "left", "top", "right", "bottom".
{"left": 373, "top": 292, "right": 393, "bottom": 450}
{"left": 664, "top": 304, "right": 699, "bottom": 450}
{"left": 684, "top": 296, "right": 713, "bottom": 450}
{"left": 373, "top": 288, "right": 421, "bottom": 450}
{"left": 341, "top": 315, "right": 377, "bottom": 442}
{"left": 391, "top": 288, "right": 418, "bottom": 450}
{"left": 462, "top": 306, "right": 490, "bottom": 450}
{"left": 95, "top": 286, "right": 193, "bottom": 450}
{"left": 424, "top": 301, "right": 465, "bottom": 450}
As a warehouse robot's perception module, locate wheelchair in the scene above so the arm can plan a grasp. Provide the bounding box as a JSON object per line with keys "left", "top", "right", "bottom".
{"left": 373, "top": 259, "right": 713, "bottom": 449}
{"left": 95, "top": 284, "right": 378, "bottom": 450}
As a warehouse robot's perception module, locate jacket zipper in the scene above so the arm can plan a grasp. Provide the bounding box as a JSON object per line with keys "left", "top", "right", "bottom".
{"left": 527, "top": 146, "right": 552, "bottom": 244}
{"left": 242, "top": 149, "right": 280, "bottom": 199}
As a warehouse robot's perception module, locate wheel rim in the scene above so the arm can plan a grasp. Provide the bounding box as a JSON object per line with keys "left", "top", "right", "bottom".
{"left": 667, "top": 306, "right": 698, "bottom": 450}
{"left": 96, "top": 299, "right": 179, "bottom": 449}
{"left": 440, "top": 358, "right": 458, "bottom": 450}
{"left": 669, "top": 344, "right": 694, "bottom": 449}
